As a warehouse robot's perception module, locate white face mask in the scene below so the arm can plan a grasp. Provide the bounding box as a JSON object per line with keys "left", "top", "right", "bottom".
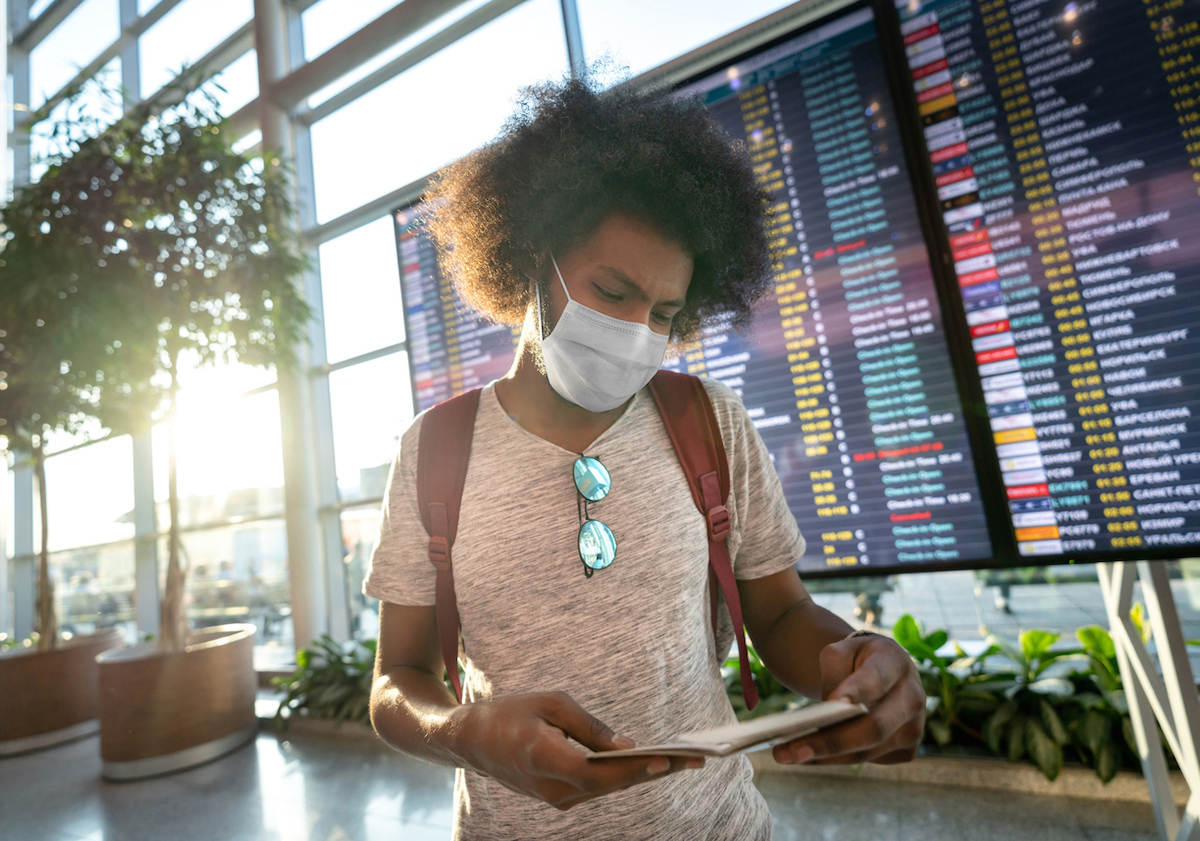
{"left": 536, "top": 254, "right": 671, "bottom": 412}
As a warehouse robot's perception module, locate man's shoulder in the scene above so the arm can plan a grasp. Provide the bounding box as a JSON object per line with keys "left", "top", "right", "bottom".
{"left": 696, "top": 375, "right": 744, "bottom": 411}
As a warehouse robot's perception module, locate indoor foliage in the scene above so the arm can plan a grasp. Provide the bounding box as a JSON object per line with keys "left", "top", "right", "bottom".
{"left": 0, "top": 78, "right": 310, "bottom": 653}
{"left": 272, "top": 634, "right": 377, "bottom": 728}
{"left": 724, "top": 613, "right": 1164, "bottom": 783}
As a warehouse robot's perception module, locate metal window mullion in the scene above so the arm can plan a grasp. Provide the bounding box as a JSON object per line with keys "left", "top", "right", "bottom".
{"left": 10, "top": 4, "right": 31, "bottom": 193}
{"left": 316, "top": 341, "right": 408, "bottom": 377}
{"left": 257, "top": 0, "right": 327, "bottom": 654}
{"left": 301, "top": 175, "right": 429, "bottom": 247}
{"left": 559, "top": 0, "right": 583, "bottom": 79}
{"left": 118, "top": 0, "right": 139, "bottom": 108}
{"left": 270, "top": 0, "right": 474, "bottom": 111}
{"left": 296, "top": 0, "right": 529, "bottom": 128}
{"left": 11, "top": 0, "right": 85, "bottom": 51}
{"left": 11, "top": 0, "right": 188, "bottom": 135}
{"left": 287, "top": 1, "right": 349, "bottom": 644}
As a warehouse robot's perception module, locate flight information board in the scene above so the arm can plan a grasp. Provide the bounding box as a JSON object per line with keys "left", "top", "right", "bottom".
{"left": 395, "top": 4, "right": 996, "bottom": 576}
{"left": 673, "top": 4, "right": 992, "bottom": 574}
{"left": 890, "top": 0, "right": 1200, "bottom": 559}
{"left": 395, "top": 206, "right": 520, "bottom": 409}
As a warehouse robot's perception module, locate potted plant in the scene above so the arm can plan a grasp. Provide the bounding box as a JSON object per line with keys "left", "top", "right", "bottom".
{"left": 1, "top": 79, "right": 309, "bottom": 778}
{"left": 0, "top": 321, "right": 127, "bottom": 755}
{"left": 0, "top": 92, "right": 154, "bottom": 750}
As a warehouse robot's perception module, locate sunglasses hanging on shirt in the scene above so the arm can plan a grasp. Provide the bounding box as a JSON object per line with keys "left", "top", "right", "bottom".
{"left": 574, "top": 455, "right": 616, "bottom": 577}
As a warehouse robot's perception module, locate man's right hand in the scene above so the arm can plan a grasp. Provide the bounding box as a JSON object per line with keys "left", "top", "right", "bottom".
{"left": 444, "top": 690, "right": 703, "bottom": 811}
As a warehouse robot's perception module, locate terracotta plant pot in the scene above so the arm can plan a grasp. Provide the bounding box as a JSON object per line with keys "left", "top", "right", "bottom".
{"left": 97, "top": 623, "right": 258, "bottom": 781}
{"left": 0, "top": 627, "right": 125, "bottom": 757}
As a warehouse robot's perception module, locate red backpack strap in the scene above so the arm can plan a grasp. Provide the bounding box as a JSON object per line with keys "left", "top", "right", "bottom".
{"left": 416, "top": 388, "right": 482, "bottom": 703}
{"left": 648, "top": 370, "right": 759, "bottom": 711}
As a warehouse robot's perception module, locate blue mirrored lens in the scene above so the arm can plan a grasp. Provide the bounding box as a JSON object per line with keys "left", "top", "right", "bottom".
{"left": 573, "top": 456, "right": 611, "bottom": 502}
{"left": 578, "top": 520, "right": 616, "bottom": 570}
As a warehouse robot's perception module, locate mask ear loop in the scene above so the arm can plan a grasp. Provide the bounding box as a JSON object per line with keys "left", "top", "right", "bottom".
{"left": 536, "top": 254, "right": 573, "bottom": 341}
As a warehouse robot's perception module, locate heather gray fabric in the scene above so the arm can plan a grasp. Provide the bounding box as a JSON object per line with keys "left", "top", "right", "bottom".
{"left": 364, "top": 377, "right": 806, "bottom": 840}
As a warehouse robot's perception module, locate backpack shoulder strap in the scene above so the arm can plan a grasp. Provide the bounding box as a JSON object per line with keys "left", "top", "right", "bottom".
{"left": 648, "top": 370, "right": 759, "bottom": 711}
{"left": 416, "top": 387, "right": 482, "bottom": 703}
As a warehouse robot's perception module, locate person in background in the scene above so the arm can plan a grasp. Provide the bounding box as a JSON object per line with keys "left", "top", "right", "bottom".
{"left": 363, "top": 76, "right": 925, "bottom": 841}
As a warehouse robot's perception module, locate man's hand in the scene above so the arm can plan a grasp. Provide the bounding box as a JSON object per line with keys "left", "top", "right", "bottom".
{"left": 447, "top": 690, "right": 703, "bottom": 810}
{"left": 772, "top": 633, "right": 925, "bottom": 766}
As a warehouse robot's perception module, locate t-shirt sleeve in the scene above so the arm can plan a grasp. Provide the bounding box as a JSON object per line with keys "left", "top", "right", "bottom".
{"left": 361, "top": 413, "right": 438, "bottom": 606}
{"left": 701, "top": 378, "right": 806, "bottom": 580}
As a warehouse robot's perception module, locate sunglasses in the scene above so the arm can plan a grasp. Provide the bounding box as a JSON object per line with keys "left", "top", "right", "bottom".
{"left": 574, "top": 455, "right": 616, "bottom": 577}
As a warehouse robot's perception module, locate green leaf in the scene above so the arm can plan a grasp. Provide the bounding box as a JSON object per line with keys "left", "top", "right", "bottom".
{"left": 1080, "top": 709, "right": 1111, "bottom": 756}
{"left": 1039, "top": 699, "right": 1070, "bottom": 745}
{"left": 1096, "top": 739, "right": 1120, "bottom": 783}
{"left": 985, "top": 700, "right": 1018, "bottom": 754}
{"left": 1028, "top": 677, "right": 1075, "bottom": 697}
{"left": 1121, "top": 716, "right": 1138, "bottom": 753}
{"left": 1130, "top": 603, "right": 1152, "bottom": 644}
{"left": 1076, "top": 625, "right": 1115, "bottom": 660}
{"left": 924, "top": 630, "right": 948, "bottom": 651}
{"left": 891, "top": 614, "right": 923, "bottom": 652}
{"left": 1007, "top": 716, "right": 1027, "bottom": 763}
{"left": 927, "top": 717, "right": 953, "bottom": 746}
{"left": 1026, "top": 718, "right": 1063, "bottom": 781}
{"left": 987, "top": 633, "right": 1026, "bottom": 669}
{"left": 1020, "top": 629, "right": 1060, "bottom": 663}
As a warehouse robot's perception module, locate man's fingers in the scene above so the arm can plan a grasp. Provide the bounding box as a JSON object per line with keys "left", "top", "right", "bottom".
{"left": 819, "top": 641, "right": 856, "bottom": 702}
{"left": 825, "top": 639, "right": 908, "bottom": 707}
{"left": 777, "top": 678, "right": 916, "bottom": 762}
{"left": 539, "top": 691, "right": 632, "bottom": 752}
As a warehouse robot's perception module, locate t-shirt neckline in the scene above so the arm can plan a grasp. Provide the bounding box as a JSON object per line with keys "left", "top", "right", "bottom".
{"left": 481, "top": 380, "right": 645, "bottom": 457}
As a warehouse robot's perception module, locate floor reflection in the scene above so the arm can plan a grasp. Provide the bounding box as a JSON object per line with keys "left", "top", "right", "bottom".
{"left": 0, "top": 729, "right": 1157, "bottom": 840}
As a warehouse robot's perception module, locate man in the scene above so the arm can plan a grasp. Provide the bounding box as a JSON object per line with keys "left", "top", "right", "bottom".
{"left": 364, "top": 77, "right": 925, "bottom": 840}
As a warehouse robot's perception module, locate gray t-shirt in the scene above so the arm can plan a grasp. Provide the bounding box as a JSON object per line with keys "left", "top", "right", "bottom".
{"left": 364, "top": 378, "right": 805, "bottom": 840}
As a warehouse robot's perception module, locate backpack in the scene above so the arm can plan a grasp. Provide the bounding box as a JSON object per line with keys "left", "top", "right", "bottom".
{"left": 416, "top": 369, "right": 760, "bottom": 711}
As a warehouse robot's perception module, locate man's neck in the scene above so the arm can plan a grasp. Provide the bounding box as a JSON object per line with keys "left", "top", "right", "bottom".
{"left": 493, "top": 323, "right": 631, "bottom": 454}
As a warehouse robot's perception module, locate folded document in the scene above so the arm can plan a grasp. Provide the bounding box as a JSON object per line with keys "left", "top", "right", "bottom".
{"left": 588, "top": 699, "right": 868, "bottom": 759}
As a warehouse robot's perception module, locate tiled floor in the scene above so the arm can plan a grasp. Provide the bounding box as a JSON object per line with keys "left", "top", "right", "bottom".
{"left": 0, "top": 730, "right": 1160, "bottom": 841}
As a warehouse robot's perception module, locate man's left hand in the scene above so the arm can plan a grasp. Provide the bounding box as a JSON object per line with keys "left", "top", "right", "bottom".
{"left": 772, "top": 633, "right": 925, "bottom": 765}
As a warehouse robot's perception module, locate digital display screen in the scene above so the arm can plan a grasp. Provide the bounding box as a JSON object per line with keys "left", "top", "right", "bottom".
{"left": 891, "top": 0, "right": 1200, "bottom": 558}
{"left": 396, "top": 3, "right": 995, "bottom": 576}
{"left": 395, "top": 206, "right": 520, "bottom": 410}
{"left": 672, "top": 4, "right": 993, "bottom": 574}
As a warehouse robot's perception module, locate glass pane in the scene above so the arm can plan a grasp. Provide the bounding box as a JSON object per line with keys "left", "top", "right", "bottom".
{"left": 29, "top": 59, "right": 123, "bottom": 184}
{"left": 319, "top": 216, "right": 405, "bottom": 364}
{"left": 53, "top": 541, "right": 137, "bottom": 643}
{"left": 193, "top": 48, "right": 259, "bottom": 118}
{"left": 329, "top": 352, "right": 413, "bottom": 504}
{"left": 3, "top": 462, "right": 14, "bottom": 560}
{"left": 341, "top": 505, "right": 382, "bottom": 640}
{"left": 43, "top": 435, "right": 136, "bottom": 552}
{"left": 158, "top": 518, "right": 293, "bottom": 667}
{"left": 309, "top": 0, "right": 568, "bottom": 224}
{"left": 304, "top": 0, "right": 492, "bottom": 108}
{"left": 152, "top": 389, "right": 285, "bottom": 529}
{"left": 27, "top": 0, "right": 56, "bottom": 18}
{"left": 28, "top": 0, "right": 119, "bottom": 109}
{"left": 139, "top": 0, "right": 254, "bottom": 99}
{"left": 174, "top": 348, "right": 278, "bottom": 398}
{"left": 302, "top": 0, "right": 402, "bottom": 61}
{"left": 576, "top": 0, "right": 795, "bottom": 81}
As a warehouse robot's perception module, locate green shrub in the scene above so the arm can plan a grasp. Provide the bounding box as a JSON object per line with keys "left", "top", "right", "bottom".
{"left": 271, "top": 634, "right": 376, "bottom": 730}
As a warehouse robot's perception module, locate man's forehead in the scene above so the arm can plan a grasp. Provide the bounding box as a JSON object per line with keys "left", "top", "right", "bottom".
{"left": 595, "top": 264, "right": 687, "bottom": 308}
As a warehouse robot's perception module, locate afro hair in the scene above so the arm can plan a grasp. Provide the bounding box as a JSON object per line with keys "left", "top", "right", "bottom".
{"left": 422, "top": 75, "right": 775, "bottom": 341}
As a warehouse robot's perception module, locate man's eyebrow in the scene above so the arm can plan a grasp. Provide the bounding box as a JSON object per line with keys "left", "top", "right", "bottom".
{"left": 597, "top": 264, "right": 686, "bottom": 308}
